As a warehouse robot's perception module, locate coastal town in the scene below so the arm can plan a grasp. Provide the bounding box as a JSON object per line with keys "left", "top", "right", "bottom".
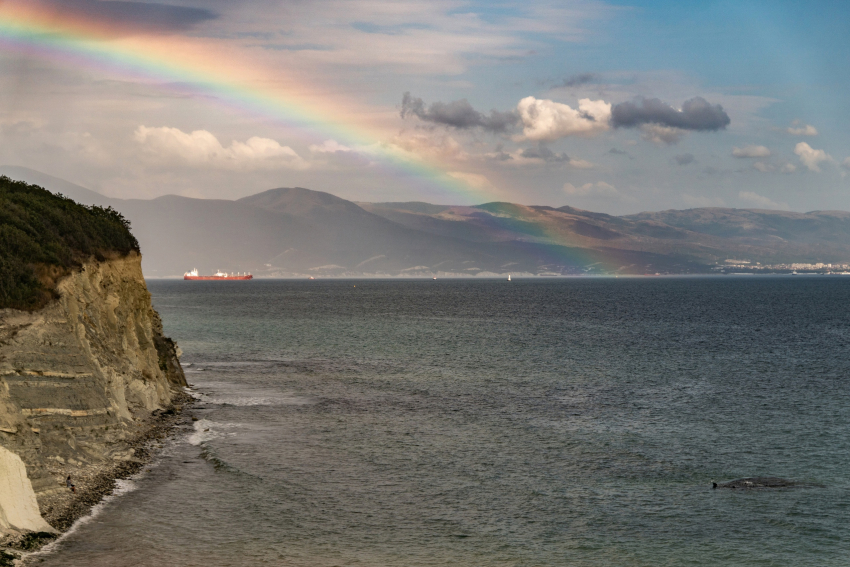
{"left": 714, "top": 260, "right": 850, "bottom": 274}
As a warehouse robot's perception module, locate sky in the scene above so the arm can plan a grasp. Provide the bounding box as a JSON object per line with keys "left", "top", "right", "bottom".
{"left": 1, "top": 0, "right": 849, "bottom": 214}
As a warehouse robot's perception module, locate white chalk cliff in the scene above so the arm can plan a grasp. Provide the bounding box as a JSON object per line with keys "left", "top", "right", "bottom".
{"left": 0, "top": 253, "right": 185, "bottom": 538}
{"left": 0, "top": 446, "right": 55, "bottom": 534}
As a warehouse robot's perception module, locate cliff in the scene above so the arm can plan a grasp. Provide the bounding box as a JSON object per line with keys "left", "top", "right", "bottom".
{"left": 0, "top": 253, "right": 186, "bottom": 540}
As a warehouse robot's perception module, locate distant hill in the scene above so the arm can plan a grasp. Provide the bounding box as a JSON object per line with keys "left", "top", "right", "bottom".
{"left": 362, "top": 201, "right": 850, "bottom": 267}
{"left": 5, "top": 167, "right": 850, "bottom": 277}
{"left": 0, "top": 166, "right": 113, "bottom": 207}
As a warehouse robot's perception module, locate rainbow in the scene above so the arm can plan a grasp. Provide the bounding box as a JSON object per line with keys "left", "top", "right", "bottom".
{"left": 0, "top": 4, "right": 631, "bottom": 273}
{"left": 0, "top": 3, "right": 493, "bottom": 203}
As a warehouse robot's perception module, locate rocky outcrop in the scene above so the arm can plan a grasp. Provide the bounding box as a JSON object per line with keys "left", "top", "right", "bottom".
{"left": 0, "top": 446, "right": 55, "bottom": 534}
{"left": 711, "top": 477, "right": 823, "bottom": 489}
{"left": 0, "top": 253, "right": 185, "bottom": 539}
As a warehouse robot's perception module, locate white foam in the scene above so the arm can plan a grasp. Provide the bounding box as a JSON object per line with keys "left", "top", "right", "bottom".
{"left": 201, "top": 395, "right": 314, "bottom": 407}
{"left": 21, "top": 479, "right": 139, "bottom": 563}
{"left": 187, "top": 419, "right": 239, "bottom": 446}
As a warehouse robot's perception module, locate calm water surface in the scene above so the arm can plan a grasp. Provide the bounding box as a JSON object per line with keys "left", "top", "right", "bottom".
{"left": 28, "top": 278, "right": 850, "bottom": 566}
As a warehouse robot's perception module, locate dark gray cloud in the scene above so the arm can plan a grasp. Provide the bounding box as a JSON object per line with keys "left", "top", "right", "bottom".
{"left": 673, "top": 153, "right": 696, "bottom": 166}
{"left": 520, "top": 145, "right": 570, "bottom": 163}
{"left": 562, "top": 73, "right": 599, "bottom": 87}
{"left": 40, "top": 0, "right": 217, "bottom": 34}
{"left": 401, "top": 92, "right": 519, "bottom": 133}
{"left": 611, "top": 97, "right": 730, "bottom": 131}
{"left": 608, "top": 148, "right": 628, "bottom": 155}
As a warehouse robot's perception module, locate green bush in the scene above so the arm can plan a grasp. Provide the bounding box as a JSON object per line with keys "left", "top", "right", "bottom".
{"left": 0, "top": 176, "right": 139, "bottom": 310}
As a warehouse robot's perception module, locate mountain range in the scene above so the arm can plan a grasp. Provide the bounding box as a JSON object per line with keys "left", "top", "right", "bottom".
{"left": 4, "top": 165, "right": 850, "bottom": 277}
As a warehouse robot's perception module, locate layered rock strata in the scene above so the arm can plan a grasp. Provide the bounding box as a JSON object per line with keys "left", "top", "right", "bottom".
{"left": 0, "top": 253, "right": 185, "bottom": 539}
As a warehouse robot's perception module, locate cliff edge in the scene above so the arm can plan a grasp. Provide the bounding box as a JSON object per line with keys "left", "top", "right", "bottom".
{"left": 0, "top": 178, "right": 186, "bottom": 542}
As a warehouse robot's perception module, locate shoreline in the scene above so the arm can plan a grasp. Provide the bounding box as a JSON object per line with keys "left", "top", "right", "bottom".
{"left": 1, "top": 391, "right": 195, "bottom": 562}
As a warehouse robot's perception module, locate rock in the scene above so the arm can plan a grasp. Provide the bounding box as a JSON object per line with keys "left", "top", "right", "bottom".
{"left": 0, "top": 446, "right": 57, "bottom": 534}
{"left": 711, "top": 477, "right": 820, "bottom": 489}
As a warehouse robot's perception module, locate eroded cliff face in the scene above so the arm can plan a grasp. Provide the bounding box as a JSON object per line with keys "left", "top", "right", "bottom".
{"left": 0, "top": 253, "right": 185, "bottom": 537}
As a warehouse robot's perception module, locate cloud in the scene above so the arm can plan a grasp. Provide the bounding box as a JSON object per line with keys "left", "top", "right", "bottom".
{"left": 447, "top": 171, "right": 493, "bottom": 189}
{"left": 485, "top": 145, "right": 592, "bottom": 168}
{"left": 608, "top": 148, "right": 628, "bottom": 156}
{"left": 842, "top": 157, "right": 850, "bottom": 171}
{"left": 134, "top": 126, "right": 308, "bottom": 170}
{"left": 568, "top": 158, "right": 594, "bottom": 169}
{"left": 389, "top": 129, "right": 469, "bottom": 162}
{"left": 732, "top": 145, "right": 771, "bottom": 158}
{"left": 561, "top": 73, "right": 599, "bottom": 87}
{"left": 794, "top": 142, "right": 832, "bottom": 172}
{"left": 519, "top": 145, "right": 570, "bottom": 163}
{"left": 673, "top": 153, "right": 695, "bottom": 166}
{"left": 401, "top": 93, "right": 519, "bottom": 133}
{"left": 30, "top": 0, "right": 217, "bottom": 35}
{"left": 753, "top": 161, "right": 770, "bottom": 173}
{"left": 309, "top": 139, "right": 352, "bottom": 153}
{"left": 781, "top": 162, "right": 796, "bottom": 174}
{"left": 563, "top": 181, "right": 618, "bottom": 196}
{"left": 611, "top": 97, "right": 731, "bottom": 131}
{"left": 640, "top": 124, "right": 684, "bottom": 145}
{"left": 787, "top": 121, "right": 818, "bottom": 136}
{"left": 739, "top": 191, "right": 789, "bottom": 210}
{"left": 516, "top": 97, "right": 611, "bottom": 141}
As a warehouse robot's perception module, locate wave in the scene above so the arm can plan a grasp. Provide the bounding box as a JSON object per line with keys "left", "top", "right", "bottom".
{"left": 187, "top": 420, "right": 261, "bottom": 480}
{"left": 21, "top": 479, "right": 139, "bottom": 564}
{"left": 186, "top": 419, "right": 238, "bottom": 446}
{"left": 189, "top": 388, "right": 315, "bottom": 407}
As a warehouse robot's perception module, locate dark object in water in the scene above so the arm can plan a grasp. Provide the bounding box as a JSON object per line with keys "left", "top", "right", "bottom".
{"left": 711, "top": 477, "right": 821, "bottom": 489}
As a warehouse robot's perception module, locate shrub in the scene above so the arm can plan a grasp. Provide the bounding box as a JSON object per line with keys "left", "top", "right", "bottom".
{"left": 0, "top": 176, "right": 139, "bottom": 310}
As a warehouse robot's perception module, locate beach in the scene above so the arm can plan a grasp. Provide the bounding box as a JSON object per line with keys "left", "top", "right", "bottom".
{"left": 2, "top": 391, "right": 193, "bottom": 562}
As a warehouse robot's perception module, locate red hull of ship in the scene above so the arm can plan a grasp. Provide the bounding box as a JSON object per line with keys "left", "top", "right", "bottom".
{"left": 184, "top": 275, "right": 253, "bottom": 280}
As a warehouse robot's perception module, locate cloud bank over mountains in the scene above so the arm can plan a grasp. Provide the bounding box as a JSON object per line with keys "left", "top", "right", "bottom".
{"left": 134, "top": 127, "right": 308, "bottom": 171}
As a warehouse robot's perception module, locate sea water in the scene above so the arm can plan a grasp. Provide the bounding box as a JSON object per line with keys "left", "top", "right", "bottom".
{"left": 27, "top": 278, "right": 850, "bottom": 566}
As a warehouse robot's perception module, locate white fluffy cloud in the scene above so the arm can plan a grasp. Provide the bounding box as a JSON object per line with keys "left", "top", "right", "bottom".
{"left": 781, "top": 162, "right": 796, "bottom": 174}
{"left": 739, "top": 191, "right": 789, "bottom": 210}
{"left": 309, "top": 139, "right": 352, "bottom": 153}
{"left": 842, "top": 157, "right": 850, "bottom": 171}
{"left": 517, "top": 97, "right": 611, "bottom": 141}
{"left": 732, "top": 145, "right": 771, "bottom": 158}
{"left": 134, "top": 126, "right": 308, "bottom": 170}
{"left": 563, "top": 181, "right": 618, "bottom": 196}
{"left": 787, "top": 122, "right": 818, "bottom": 136}
{"left": 794, "top": 142, "right": 832, "bottom": 172}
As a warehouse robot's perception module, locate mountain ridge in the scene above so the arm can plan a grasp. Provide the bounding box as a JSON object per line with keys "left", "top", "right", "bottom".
{"left": 4, "top": 166, "right": 850, "bottom": 276}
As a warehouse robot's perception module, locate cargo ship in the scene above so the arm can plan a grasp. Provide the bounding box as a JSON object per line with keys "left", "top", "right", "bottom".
{"left": 183, "top": 268, "right": 253, "bottom": 280}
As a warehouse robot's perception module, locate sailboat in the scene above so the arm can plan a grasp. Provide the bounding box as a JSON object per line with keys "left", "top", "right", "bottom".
{"left": 507, "top": 274, "right": 512, "bottom": 281}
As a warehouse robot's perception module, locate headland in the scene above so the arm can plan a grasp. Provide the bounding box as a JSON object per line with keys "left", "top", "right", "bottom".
{"left": 0, "top": 177, "right": 188, "bottom": 559}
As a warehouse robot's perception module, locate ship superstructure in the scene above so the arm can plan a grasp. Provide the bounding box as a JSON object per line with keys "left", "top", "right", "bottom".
{"left": 183, "top": 268, "right": 253, "bottom": 280}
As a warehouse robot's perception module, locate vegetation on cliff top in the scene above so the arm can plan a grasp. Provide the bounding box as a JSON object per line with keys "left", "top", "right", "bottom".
{"left": 0, "top": 176, "right": 139, "bottom": 310}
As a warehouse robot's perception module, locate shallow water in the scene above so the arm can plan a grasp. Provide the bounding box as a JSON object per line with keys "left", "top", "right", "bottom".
{"left": 28, "top": 278, "right": 850, "bottom": 566}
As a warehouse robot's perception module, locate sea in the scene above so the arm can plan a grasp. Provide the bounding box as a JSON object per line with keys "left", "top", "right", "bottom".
{"left": 26, "top": 277, "right": 850, "bottom": 566}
